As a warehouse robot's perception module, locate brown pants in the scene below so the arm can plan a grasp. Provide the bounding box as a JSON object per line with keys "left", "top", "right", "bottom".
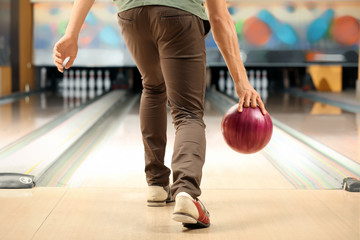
{"left": 118, "top": 6, "right": 209, "bottom": 199}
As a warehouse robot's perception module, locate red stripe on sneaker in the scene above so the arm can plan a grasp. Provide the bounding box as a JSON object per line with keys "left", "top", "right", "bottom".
{"left": 193, "top": 201, "right": 210, "bottom": 224}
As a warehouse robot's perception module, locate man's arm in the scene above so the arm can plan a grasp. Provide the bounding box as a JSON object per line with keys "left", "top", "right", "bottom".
{"left": 65, "top": 0, "right": 95, "bottom": 37}
{"left": 205, "top": 0, "right": 267, "bottom": 115}
{"left": 53, "top": 0, "right": 95, "bottom": 72}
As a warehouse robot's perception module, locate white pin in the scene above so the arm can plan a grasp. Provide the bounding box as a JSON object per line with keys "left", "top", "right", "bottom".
{"left": 63, "top": 70, "right": 69, "bottom": 90}
{"left": 218, "top": 70, "right": 225, "bottom": 92}
{"left": 89, "top": 89, "right": 95, "bottom": 99}
{"left": 104, "top": 70, "right": 111, "bottom": 92}
{"left": 81, "top": 70, "right": 87, "bottom": 90}
{"left": 68, "top": 88, "right": 74, "bottom": 102}
{"left": 69, "top": 96, "right": 74, "bottom": 108}
{"left": 96, "top": 70, "right": 103, "bottom": 92}
{"left": 62, "top": 88, "right": 68, "bottom": 99}
{"left": 75, "top": 70, "right": 81, "bottom": 91}
{"left": 255, "top": 70, "right": 261, "bottom": 91}
{"left": 63, "top": 89, "right": 68, "bottom": 109}
{"left": 261, "top": 89, "right": 268, "bottom": 104}
{"left": 262, "top": 70, "right": 268, "bottom": 90}
{"left": 40, "top": 67, "right": 47, "bottom": 89}
{"left": 68, "top": 70, "right": 74, "bottom": 90}
{"left": 75, "top": 91, "right": 81, "bottom": 107}
{"left": 81, "top": 88, "right": 87, "bottom": 103}
{"left": 75, "top": 87, "right": 81, "bottom": 100}
{"left": 249, "top": 70, "right": 255, "bottom": 88}
{"left": 226, "top": 71, "right": 232, "bottom": 96}
{"left": 40, "top": 93, "right": 47, "bottom": 109}
{"left": 88, "top": 70, "right": 95, "bottom": 90}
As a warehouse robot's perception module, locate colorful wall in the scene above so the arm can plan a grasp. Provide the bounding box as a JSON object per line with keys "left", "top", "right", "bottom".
{"left": 33, "top": 1, "right": 360, "bottom": 67}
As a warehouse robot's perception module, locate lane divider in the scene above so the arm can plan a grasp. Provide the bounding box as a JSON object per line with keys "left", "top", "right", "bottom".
{"left": 0, "top": 92, "right": 105, "bottom": 160}
{"left": 0, "top": 90, "right": 128, "bottom": 188}
{"left": 36, "top": 94, "right": 139, "bottom": 187}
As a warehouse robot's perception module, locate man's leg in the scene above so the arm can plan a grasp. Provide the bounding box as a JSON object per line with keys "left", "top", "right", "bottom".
{"left": 152, "top": 7, "right": 208, "bottom": 199}
{"left": 118, "top": 7, "right": 170, "bottom": 187}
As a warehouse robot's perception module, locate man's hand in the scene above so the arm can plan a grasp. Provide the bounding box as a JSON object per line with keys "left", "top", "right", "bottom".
{"left": 235, "top": 81, "right": 267, "bottom": 115}
{"left": 53, "top": 35, "right": 78, "bottom": 73}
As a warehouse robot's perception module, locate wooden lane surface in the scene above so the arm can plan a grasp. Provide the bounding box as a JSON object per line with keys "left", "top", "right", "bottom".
{"left": 0, "top": 188, "right": 358, "bottom": 240}
{"left": 61, "top": 101, "right": 294, "bottom": 189}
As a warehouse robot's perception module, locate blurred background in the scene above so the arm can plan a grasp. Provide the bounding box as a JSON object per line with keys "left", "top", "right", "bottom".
{"left": 0, "top": 0, "right": 358, "bottom": 96}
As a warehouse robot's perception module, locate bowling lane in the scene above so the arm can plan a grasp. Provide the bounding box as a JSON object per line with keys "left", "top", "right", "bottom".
{"left": 266, "top": 91, "right": 360, "bottom": 164}
{"left": 0, "top": 92, "right": 68, "bottom": 149}
{"left": 0, "top": 91, "right": 99, "bottom": 151}
{"left": 37, "top": 95, "right": 294, "bottom": 189}
{"left": 36, "top": 89, "right": 360, "bottom": 189}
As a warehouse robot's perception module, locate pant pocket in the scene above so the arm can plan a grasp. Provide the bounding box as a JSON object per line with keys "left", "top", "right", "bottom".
{"left": 203, "top": 20, "right": 211, "bottom": 37}
{"left": 117, "top": 7, "right": 142, "bottom": 25}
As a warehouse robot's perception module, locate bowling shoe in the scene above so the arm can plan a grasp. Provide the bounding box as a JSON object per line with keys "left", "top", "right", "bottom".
{"left": 172, "top": 192, "right": 210, "bottom": 228}
{"left": 147, "top": 185, "right": 173, "bottom": 207}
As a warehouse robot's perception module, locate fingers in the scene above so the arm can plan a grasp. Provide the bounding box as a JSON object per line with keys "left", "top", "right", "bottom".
{"left": 238, "top": 91, "right": 268, "bottom": 115}
{"left": 53, "top": 56, "right": 64, "bottom": 73}
{"left": 244, "top": 93, "right": 251, "bottom": 108}
{"left": 65, "top": 56, "right": 75, "bottom": 69}
{"left": 238, "top": 96, "right": 244, "bottom": 112}
{"left": 257, "top": 98, "right": 268, "bottom": 115}
{"left": 250, "top": 95, "right": 257, "bottom": 108}
{"left": 53, "top": 45, "right": 64, "bottom": 73}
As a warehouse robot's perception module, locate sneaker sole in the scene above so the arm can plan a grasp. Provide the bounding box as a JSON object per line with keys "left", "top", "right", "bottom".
{"left": 172, "top": 213, "right": 198, "bottom": 224}
{"left": 147, "top": 198, "right": 174, "bottom": 207}
{"left": 147, "top": 200, "right": 166, "bottom": 207}
{"left": 173, "top": 213, "right": 210, "bottom": 228}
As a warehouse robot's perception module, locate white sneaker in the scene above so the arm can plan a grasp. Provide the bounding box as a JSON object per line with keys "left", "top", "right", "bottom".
{"left": 172, "top": 192, "right": 210, "bottom": 228}
{"left": 147, "top": 185, "right": 173, "bottom": 207}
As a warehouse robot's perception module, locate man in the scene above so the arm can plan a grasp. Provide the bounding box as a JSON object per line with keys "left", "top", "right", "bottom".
{"left": 53, "top": 0, "right": 267, "bottom": 229}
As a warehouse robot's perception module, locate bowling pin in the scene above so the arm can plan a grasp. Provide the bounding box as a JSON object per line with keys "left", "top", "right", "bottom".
{"left": 63, "top": 71, "right": 69, "bottom": 90}
{"left": 75, "top": 70, "right": 81, "bottom": 91}
{"left": 261, "top": 89, "right": 268, "bottom": 104}
{"left": 262, "top": 70, "right": 268, "bottom": 89}
{"left": 96, "top": 70, "right": 103, "bottom": 92}
{"left": 88, "top": 70, "right": 95, "bottom": 90}
{"left": 75, "top": 91, "right": 81, "bottom": 107}
{"left": 75, "top": 87, "right": 81, "bottom": 100}
{"left": 40, "top": 93, "right": 47, "bottom": 109}
{"left": 218, "top": 70, "right": 225, "bottom": 92}
{"left": 68, "top": 88, "right": 74, "bottom": 103}
{"left": 255, "top": 70, "right": 261, "bottom": 91}
{"left": 81, "top": 70, "right": 87, "bottom": 90}
{"left": 81, "top": 89, "right": 87, "bottom": 103}
{"left": 63, "top": 90, "right": 68, "bottom": 109}
{"left": 69, "top": 70, "right": 75, "bottom": 91}
{"left": 40, "top": 67, "right": 47, "bottom": 89}
{"left": 104, "top": 70, "right": 111, "bottom": 92}
{"left": 226, "top": 71, "right": 232, "bottom": 96}
{"left": 249, "top": 70, "right": 255, "bottom": 88}
{"left": 89, "top": 89, "right": 95, "bottom": 99}
{"left": 69, "top": 97, "right": 74, "bottom": 108}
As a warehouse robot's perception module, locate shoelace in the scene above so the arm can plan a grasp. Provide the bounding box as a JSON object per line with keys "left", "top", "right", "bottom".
{"left": 197, "top": 199, "right": 210, "bottom": 217}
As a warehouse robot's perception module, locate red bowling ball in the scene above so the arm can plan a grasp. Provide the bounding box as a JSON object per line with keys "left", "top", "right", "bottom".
{"left": 221, "top": 104, "right": 273, "bottom": 154}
